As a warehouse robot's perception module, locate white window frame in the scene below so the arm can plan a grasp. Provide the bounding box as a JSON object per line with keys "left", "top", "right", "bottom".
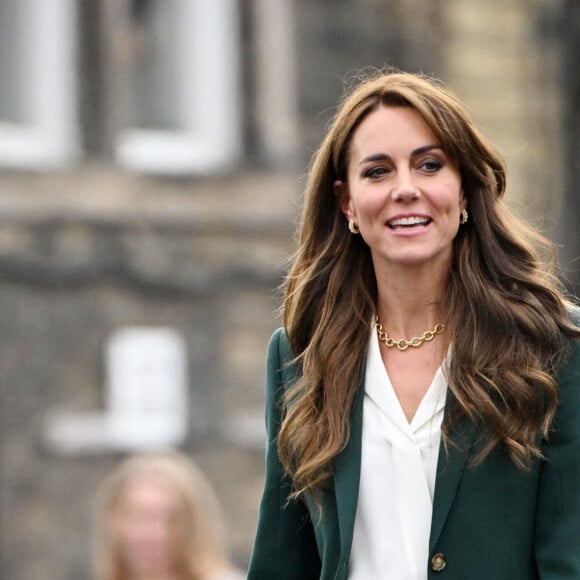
{"left": 43, "top": 327, "right": 189, "bottom": 454}
{"left": 115, "top": 0, "right": 241, "bottom": 175}
{"left": 0, "top": 0, "right": 79, "bottom": 169}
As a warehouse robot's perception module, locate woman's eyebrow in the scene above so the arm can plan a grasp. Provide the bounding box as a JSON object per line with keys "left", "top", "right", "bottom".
{"left": 358, "top": 144, "right": 442, "bottom": 165}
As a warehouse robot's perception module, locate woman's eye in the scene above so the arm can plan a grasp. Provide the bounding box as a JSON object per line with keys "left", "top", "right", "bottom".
{"left": 420, "top": 158, "right": 443, "bottom": 172}
{"left": 364, "top": 166, "right": 388, "bottom": 179}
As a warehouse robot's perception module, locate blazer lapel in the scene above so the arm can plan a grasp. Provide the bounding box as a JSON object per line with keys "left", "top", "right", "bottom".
{"left": 429, "top": 398, "right": 477, "bottom": 551}
{"left": 333, "top": 372, "right": 365, "bottom": 565}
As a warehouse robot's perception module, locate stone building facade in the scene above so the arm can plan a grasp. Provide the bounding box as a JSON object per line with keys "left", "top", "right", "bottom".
{"left": 0, "top": 1, "right": 577, "bottom": 578}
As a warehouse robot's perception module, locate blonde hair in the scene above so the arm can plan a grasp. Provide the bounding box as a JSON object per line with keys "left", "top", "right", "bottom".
{"left": 278, "top": 70, "right": 580, "bottom": 498}
{"left": 93, "top": 451, "right": 231, "bottom": 580}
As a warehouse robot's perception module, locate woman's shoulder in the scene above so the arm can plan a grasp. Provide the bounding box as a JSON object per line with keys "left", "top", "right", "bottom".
{"left": 566, "top": 302, "right": 580, "bottom": 327}
{"left": 267, "top": 326, "right": 294, "bottom": 364}
{"left": 265, "top": 327, "right": 300, "bottom": 398}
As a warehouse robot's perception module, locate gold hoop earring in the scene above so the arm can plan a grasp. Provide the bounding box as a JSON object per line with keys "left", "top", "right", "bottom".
{"left": 348, "top": 220, "right": 360, "bottom": 234}
{"left": 460, "top": 209, "right": 469, "bottom": 225}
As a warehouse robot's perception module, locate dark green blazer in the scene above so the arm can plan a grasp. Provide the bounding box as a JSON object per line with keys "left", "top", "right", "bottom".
{"left": 248, "top": 321, "right": 580, "bottom": 579}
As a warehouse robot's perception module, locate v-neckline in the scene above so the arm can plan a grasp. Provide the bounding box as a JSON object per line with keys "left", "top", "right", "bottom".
{"left": 364, "top": 326, "right": 448, "bottom": 436}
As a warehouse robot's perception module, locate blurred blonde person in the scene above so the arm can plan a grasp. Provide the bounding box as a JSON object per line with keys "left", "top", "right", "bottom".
{"left": 94, "top": 451, "right": 244, "bottom": 580}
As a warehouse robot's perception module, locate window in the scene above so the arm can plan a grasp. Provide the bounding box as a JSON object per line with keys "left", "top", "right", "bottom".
{"left": 114, "top": 0, "right": 241, "bottom": 174}
{"left": 0, "top": 0, "right": 79, "bottom": 168}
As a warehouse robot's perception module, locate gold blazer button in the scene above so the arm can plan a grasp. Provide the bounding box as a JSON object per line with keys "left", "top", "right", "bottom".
{"left": 431, "top": 553, "right": 447, "bottom": 572}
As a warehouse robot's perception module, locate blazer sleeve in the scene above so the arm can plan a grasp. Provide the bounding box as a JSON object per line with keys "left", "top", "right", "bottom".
{"left": 247, "top": 328, "right": 322, "bottom": 580}
{"left": 535, "top": 329, "right": 580, "bottom": 577}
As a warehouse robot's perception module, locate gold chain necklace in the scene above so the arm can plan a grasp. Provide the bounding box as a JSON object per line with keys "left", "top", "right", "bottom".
{"left": 375, "top": 316, "right": 444, "bottom": 351}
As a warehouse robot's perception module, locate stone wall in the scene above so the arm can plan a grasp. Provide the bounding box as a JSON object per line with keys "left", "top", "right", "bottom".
{"left": 294, "top": 0, "right": 441, "bottom": 154}
{"left": 439, "top": 1, "right": 565, "bottom": 224}
{"left": 560, "top": 0, "right": 580, "bottom": 292}
{"left": 0, "top": 169, "right": 298, "bottom": 578}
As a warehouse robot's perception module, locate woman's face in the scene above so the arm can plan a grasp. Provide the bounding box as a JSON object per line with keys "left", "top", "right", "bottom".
{"left": 113, "top": 475, "right": 183, "bottom": 578}
{"left": 340, "top": 105, "right": 465, "bottom": 277}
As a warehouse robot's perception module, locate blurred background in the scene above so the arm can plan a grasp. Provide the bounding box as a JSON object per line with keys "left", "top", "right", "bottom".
{"left": 0, "top": 0, "right": 578, "bottom": 578}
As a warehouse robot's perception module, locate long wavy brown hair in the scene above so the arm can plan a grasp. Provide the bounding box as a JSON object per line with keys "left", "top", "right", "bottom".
{"left": 278, "top": 70, "right": 580, "bottom": 498}
{"left": 93, "top": 451, "right": 234, "bottom": 580}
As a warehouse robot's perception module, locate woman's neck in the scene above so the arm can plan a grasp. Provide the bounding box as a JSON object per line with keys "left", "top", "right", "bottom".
{"left": 374, "top": 263, "right": 448, "bottom": 337}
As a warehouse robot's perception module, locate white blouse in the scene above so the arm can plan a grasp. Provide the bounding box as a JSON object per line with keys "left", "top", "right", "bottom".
{"left": 348, "top": 327, "right": 448, "bottom": 580}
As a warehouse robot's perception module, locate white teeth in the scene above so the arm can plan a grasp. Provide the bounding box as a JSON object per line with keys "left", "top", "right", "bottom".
{"left": 388, "top": 216, "right": 430, "bottom": 227}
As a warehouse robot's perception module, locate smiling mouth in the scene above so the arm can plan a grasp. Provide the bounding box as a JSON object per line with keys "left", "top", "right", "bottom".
{"left": 387, "top": 216, "right": 432, "bottom": 229}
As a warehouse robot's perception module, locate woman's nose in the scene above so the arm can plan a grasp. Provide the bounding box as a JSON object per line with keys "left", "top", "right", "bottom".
{"left": 392, "top": 169, "right": 419, "bottom": 202}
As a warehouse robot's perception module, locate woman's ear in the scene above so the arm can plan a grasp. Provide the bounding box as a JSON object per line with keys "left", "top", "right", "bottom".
{"left": 334, "top": 180, "right": 353, "bottom": 219}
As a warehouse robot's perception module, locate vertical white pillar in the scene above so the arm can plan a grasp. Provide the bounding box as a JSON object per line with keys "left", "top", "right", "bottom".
{"left": 252, "top": 0, "right": 300, "bottom": 165}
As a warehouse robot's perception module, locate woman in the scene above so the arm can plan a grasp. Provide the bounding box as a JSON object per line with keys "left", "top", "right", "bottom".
{"left": 93, "top": 451, "right": 244, "bottom": 580}
{"left": 247, "top": 71, "right": 580, "bottom": 579}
